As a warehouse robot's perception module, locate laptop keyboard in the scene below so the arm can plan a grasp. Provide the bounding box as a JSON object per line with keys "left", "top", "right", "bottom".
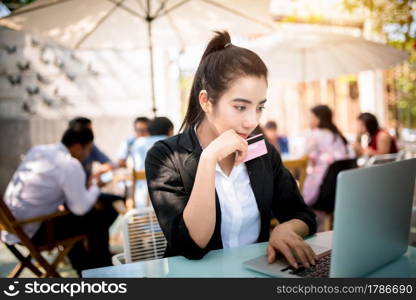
{"left": 282, "top": 252, "right": 332, "bottom": 278}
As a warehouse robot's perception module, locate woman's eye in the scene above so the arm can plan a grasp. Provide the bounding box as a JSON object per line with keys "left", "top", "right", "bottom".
{"left": 235, "top": 106, "right": 246, "bottom": 111}
{"left": 257, "top": 106, "right": 265, "bottom": 112}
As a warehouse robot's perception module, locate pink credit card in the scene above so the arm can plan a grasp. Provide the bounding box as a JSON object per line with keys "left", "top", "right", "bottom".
{"left": 243, "top": 133, "right": 268, "bottom": 162}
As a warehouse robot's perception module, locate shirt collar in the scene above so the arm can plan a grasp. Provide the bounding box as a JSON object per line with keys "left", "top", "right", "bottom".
{"left": 57, "top": 142, "right": 70, "bottom": 154}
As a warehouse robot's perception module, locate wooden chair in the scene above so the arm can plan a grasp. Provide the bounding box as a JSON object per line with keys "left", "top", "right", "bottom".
{"left": 0, "top": 199, "right": 87, "bottom": 278}
{"left": 128, "top": 170, "right": 150, "bottom": 209}
{"left": 269, "top": 156, "right": 308, "bottom": 230}
{"left": 283, "top": 156, "right": 309, "bottom": 192}
{"left": 113, "top": 169, "right": 148, "bottom": 210}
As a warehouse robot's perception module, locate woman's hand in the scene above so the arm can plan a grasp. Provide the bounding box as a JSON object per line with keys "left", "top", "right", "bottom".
{"left": 202, "top": 129, "right": 248, "bottom": 166}
{"left": 267, "top": 222, "right": 317, "bottom": 269}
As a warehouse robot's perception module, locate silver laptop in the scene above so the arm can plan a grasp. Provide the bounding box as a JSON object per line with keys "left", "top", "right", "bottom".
{"left": 244, "top": 158, "right": 416, "bottom": 277}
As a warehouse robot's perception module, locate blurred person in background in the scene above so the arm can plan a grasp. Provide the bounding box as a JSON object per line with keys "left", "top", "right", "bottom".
{"left": 1, "top": 127, "right": 115, "bottom": 275}
{"left": 69, "top": 117, "right": 125, "bottom": 214}
{"left": 132, "top": 117, "right": 174, "bottom": 208}
{"left": 302, "top": 105, "right": 355, "bottom": 207}
{"left": 354, "top": 112, "right": 398, "bottom": 156}
{"left": 68, "top": 117, "right": 113, "bottom": 181}
{"left": 117, "top": 117, "right": 150, "bottom": 168}
{"left": 263, "top": 120, "right": 289, "bottom": 154}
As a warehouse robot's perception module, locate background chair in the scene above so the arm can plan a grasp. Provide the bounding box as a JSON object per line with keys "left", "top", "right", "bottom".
{"left": 0, "top": 198, "right": 86, "bottom": 277}
{"left": 283, "top": 156, "right": 309, "bottom": 192}
{"left": 114, "top": 169, "right": 149, "bottom": 210}
{"left": 312, "top": 158, "right": 358, "bottom": 231}
{"left": 270, "top": 156, "right": 309, "bottom": 229}
{"left": 131, "top": 170, "right": 151, "bottom": 208}
{"left": 112, "top": 207, "right": 166, "bottom": 265}
{"left": 365, "top": 152, "right": 402, "bottom": 167}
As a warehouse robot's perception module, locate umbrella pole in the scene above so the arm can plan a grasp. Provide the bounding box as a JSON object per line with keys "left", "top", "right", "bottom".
{"left": 147, "top": 16, "right": 157, "bottom": 117}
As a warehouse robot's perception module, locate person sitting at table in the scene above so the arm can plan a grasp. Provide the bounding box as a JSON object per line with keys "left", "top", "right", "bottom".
{"left": 68, "top": 117, "right": 113, "bottom": 181}
{"left": 68, "top": 117, "right": 126, "bottom": 213}
{"left": 1, "top": 127, "right": 115, "bottom": 275}
{"left": 117, "top": 117, "right": 150, "bottom": 168}
{"left": 132, "top": 116, "right": 174, "bottom": 208}
{"left": 145, "top": 31, "right": 317, "bottom": 270}
{"left": 353, "top": 112, "right": 398, "bottom": 156}
{"left": 262, "top": 120, "right": 289, "bottom": 154}
{"left": 302, "top": 105, "right": 355, "bottom": 207}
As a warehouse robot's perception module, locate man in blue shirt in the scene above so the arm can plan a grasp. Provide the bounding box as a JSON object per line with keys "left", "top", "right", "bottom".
{"left": 68, "top": 117, "right": 113, "bottom": 180}
{"left": 263, "top": 120, "right": 290, "bottom": 154}
{"left": 117, "top": 117, "right": 150, "bottom": 168}
{"left": 128, "top": 117, "right": 174, "bottom": 207}
{"left": 68, "top": 117, "right": 124, "bottom": 213}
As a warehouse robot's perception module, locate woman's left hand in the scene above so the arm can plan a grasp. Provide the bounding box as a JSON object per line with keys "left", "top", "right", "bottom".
{"left": 267, "top": 222, "right": 317, "bottom": 269}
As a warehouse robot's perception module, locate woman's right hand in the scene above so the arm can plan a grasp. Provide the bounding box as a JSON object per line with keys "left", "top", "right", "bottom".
{"left": 202, "top": 129, "right": 248, "bottom": 166}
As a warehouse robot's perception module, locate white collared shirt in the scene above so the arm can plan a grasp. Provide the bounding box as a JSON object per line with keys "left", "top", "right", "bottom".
{"left": 1, "top": 143, "right": 100, "bottom": 244}
{"left": 215, "top": 163, "right": 261, "bottom": 248}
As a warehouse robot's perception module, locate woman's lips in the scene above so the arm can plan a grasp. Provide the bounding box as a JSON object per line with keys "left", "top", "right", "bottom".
{"left": 237, "top": 133, "right": 249, "bottom": 139}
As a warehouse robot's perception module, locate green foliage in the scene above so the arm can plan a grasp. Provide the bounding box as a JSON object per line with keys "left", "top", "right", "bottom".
{"left": 343, "top": 0, "right": 416, "bottom": 128}
{"left": 3, "top": 0, "right": 35, "bottom": 11}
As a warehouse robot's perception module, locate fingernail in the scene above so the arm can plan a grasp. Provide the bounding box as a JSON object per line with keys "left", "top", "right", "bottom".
{"left": 305, "top": 263, "right": 310, "bottom": 268}
{"left": 293, "top": 263, "right": 298, "bottom": 269}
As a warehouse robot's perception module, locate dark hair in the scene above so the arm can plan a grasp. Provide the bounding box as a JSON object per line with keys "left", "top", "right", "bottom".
{"left": 61, "top": 127, "right": 94, "bottom": 147}
{"left": 148, "top": 117, "right": 174, "bottom": 136}
{"left": 358, "top": 112, "right": 379, "bottom": 136}
{"left": 264, "top": 120, "right": 277, "bottom": 130}
{"left": 180, "top": 31, "right": 268, "bottom": 131}
{"left": 68, "top": 116, "right": 91, "bottom": 130}
{"left": 134, "top": 117, "right": 150, "bottom": 124}
{"left": 311, "top": 105, "right": 348, "bottom": 146}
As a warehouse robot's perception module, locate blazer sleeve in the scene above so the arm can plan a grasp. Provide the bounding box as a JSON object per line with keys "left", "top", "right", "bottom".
{"left": 145, "top": 142, "right": 209, "bottom": 259}
{"left": 270, "top": 145, "right": 317, "bottom": 236}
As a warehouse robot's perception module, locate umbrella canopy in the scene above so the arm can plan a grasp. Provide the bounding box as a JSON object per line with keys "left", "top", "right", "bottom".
{"left": 0, "top": 0, "right": 275, "bottom": 114}
{"left": 0, "top": 0, "right": 275, "bottom": 50}
{"left": 249, "top": 29, "right": 409, "bottom": 82}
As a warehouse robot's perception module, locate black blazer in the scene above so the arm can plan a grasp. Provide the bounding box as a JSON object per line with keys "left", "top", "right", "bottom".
{"left": 145, "top": 128, "right": 317, "bottom": 259}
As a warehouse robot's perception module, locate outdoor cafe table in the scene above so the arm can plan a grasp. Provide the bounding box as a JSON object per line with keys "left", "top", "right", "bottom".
{"left": 82, "top": 231, "right": 416, "bottom": 278}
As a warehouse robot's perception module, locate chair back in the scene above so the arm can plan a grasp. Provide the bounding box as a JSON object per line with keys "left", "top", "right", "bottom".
{"left": 130, "top": 170, "right": 151, "bottom": 208}
{"left": 365, "top": 152, "right": 401, "bottom": 167}
{"left": 121, "top": 207, "right": 167, "bottom": 263}
{"left": 313, "top": 159, "right": 358, "bottom": 213}
{"left": 283, "top": 156, "right": 309, "bottom": 191}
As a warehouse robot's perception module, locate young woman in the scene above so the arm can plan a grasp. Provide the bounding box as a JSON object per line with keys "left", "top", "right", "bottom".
{"left": 145, "top": 32, "right": 317, "bottom": 269}
{"left": 354, "top": 112, "right": 398, "bottom": 156}
{"left": 302, "top": 105, "right": 355, "bottom": 207}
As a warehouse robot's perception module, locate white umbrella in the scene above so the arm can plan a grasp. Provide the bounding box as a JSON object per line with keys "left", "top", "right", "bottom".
{"left": 0, "top": 0, "right": 275, "bottom": 114}
{"left": 249, "top": 29, "right": 409, "bottom": 82}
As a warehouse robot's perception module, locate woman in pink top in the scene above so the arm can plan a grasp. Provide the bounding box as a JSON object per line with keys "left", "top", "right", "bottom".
{"left": 303, "top": 105, "right": 355, "bottom": 206}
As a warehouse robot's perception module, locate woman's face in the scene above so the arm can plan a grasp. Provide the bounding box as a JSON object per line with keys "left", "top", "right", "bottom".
{"left": 206, "top": 76, "right": 268, "bottom": 139}
{"left": 357, "top": 119, "right": 367, "bottom": 135}
{"left": 309, "top": 112, "right": 320, "bottom": 129}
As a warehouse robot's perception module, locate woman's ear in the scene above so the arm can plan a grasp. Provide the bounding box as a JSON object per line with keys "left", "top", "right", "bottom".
{"left": 199, "top": 90, "right": 211, "bottom": 113}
